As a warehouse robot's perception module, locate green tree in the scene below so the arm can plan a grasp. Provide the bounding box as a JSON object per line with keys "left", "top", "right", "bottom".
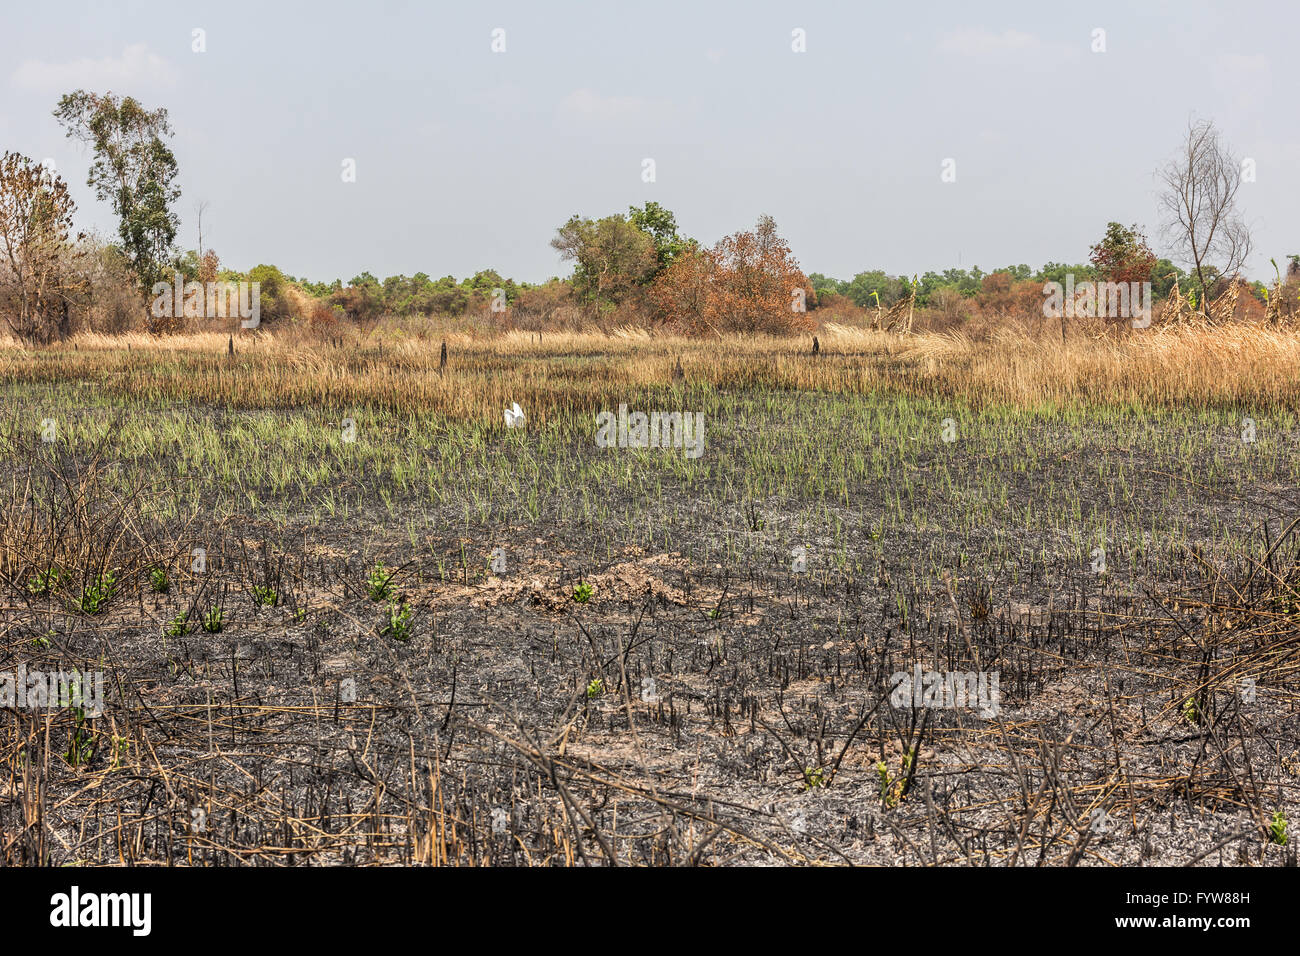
{"left": 628, "top": 201, "right": 694, "bottom": 272}
{"left": 1148, "top": 258, "right": 1184, "bottom": 300}
{"left": 807, "top": 273, "right": 845, "bottom": 301}
{"left": 53, "top": 91, "right": 180, "bottom": 297}
{"left": 844, "top": 270, "right": 904, "bottom": 308}
{"left": 1034, "top": 262, "right": 1097, "bottom": 288}
{"left": 247, "top": 264, "right": 291, "bottom": 322}
{"left": 551, "top": 213, "right": 657, "bottom": 311}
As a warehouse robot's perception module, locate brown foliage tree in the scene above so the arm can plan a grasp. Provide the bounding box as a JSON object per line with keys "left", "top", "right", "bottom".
{"left": 198, "top": 249, "right": 220, "bottom": 286}
{"left": 647, "top": 246, "right": 717, "bottom": 333}
{"left": 0, "top": 152, "right": 84, "bottom": 344}
{"left": 328, "top": 282, "right": 384, "bottom": 338}
{"left": 709, "top": 215, "right": 814, "bottom": 334}
{"left": 650, "top": 215, "right": 813, "bottom": 335}
{"left": 79, "top": 235, "right": 142, "bottom": 334}
{"left": 512, "top": 279, "right": 575, "bottom": 330}
{"left": 1089, "top": 222, "right": 1157, "bottom": 287}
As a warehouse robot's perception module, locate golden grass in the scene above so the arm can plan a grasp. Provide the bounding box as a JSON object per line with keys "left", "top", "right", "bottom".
{"left": 1, "top": 322, "right": 1297, "bottom": 420}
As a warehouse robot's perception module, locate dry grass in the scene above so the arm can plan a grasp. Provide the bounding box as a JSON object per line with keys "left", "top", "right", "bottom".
{"left": 0, "top": 323, "right": 1297, "bottom": 421}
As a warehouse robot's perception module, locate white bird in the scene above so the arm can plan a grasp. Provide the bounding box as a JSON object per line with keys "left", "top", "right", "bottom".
{"left": 504, "top": 402, "right": 525, "bottom": 428}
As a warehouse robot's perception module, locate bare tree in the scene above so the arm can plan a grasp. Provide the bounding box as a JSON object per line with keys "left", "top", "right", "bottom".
{"left": 0, "top": 151, "right": 83, "bottom": 344}
{"left": 1158, "top": 119, "right": 1252, "bottom": 310}
{"left": 195, "top": 198, "right": 209, "bottom": 259}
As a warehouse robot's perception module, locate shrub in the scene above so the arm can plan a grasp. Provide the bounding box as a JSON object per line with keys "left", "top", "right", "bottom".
{"left": 649, "top": 216, "right": 814, "bottom": 336}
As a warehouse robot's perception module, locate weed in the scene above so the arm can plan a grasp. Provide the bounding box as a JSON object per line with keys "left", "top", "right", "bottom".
{"left": 1271, "top": 810, "right": 1288, "bottom": 846}
{"left": 149, "top": 566, "right": 169, "bottom": 593}
{"left": 27, "top": 567, "right": 62, "bottom": 596}
{"left": 64, "top": 706, "right": 95, "bottom": 768}
{"left": 201, "top": 605, "right": 224, "bottom": 634}
{"left": 109, "top": 736, "right": 130, "bottom": 770}
{"left": 79, "top": 571, "right": 117, "bottom": 615}
{"left": 366, "top": 562, "right": 394, "bottom": 601}
{"left": 876, "top": 751, "right": 913, "bottom": 808}
{"left": 381, "top": 599, "right": 411, "bottom": 641}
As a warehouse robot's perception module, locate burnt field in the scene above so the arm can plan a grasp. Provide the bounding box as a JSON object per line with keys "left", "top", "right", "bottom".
{"left": 2, "top": 332, "right": 1299, "bottom": 866}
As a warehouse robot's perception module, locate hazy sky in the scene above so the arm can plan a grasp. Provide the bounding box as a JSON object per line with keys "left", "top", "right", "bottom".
{"left": 2, "top": 1, "right": 1296, "bottom": 283}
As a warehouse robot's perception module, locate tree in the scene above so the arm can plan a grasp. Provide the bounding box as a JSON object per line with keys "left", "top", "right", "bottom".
{"left": 707, "top": 215, "right": 812, "bottom": 334}
{"left": 1034, "top": 261, "right": 1097, "bottom": 288}
{"left": 550, "top": 213, "right": 657, "bottom": 311}
{"left": 54, "top": 90, "right": 180, "bottom": 299}
{"left": 0, "top": 152, "right": 83, "bottom": 343}
{"left": 1158, "top": 119, "right": 1251, "bottom": 308}
{"left": 464, "top": 268, "right": 518, "bottom": 305}
{"left": 329, "top": 277, "right": 384, "bottom": 336}
{"left": 1089, "top": 222, "right": 1157, "bottom": 286}
{"left": 79, "top": 234, "right": 142, "bottom": 334}
{"left": 247, "top": 263, "right": 291, "bottom": 323}
{"left": 1148, "top": 258, "right": 1185, "bottom": 300}
{"left": 650, "top": 215, "right": 812, "bottom": 335}
{"left": 843, "top": 270, "right": 904, "bottom": 308}
{"left": 627, "top": 201, "right": 694, "bottom": 272}
{"left": 807, "top": 273, "right": 845, "bottom": 302}
{"left": 997, "top": 263, "right": 1034, "bottom": 282}
{"left": 647, "top": 246, "right": 717, "bottom": 333}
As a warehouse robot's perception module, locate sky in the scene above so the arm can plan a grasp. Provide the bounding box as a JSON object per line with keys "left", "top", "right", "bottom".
{"left": 2, "top": 0, "right": 1296, "bottom": 284}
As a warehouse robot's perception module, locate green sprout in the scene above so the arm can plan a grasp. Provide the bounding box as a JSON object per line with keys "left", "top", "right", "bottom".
{"left": 79, "top": 572, "right": 117, "bottom": 615}
{"left": 149, "top": 566, "right": 170, "bottom": 594}
{"left": 573, "top": 581, "right": 594, "bottom": 604}
{"left": 876, "top": 760, "right": 898, "bottom": 808}
{"left": 27, "top": 567, "right": 63, "bottom": 596}
{"left": 109, "top": 736, "right": 130, "bottom": 770}
{"left": 366, "top": 562, "right": 394, "bottom": 601}
{"left": 381, "top": 600, "right": 412, "bottom": 641}
{"left": 201, "top": 605, "right": 224, "bottom": 634}
{"left": 876, "top": 750, "right": 913, "bottom": 807}
{"left": 64, "top": 705, "right": 95, "bottom": 768}
{"left": 1270, "top": 810, "right": 1288, "bottom": 846}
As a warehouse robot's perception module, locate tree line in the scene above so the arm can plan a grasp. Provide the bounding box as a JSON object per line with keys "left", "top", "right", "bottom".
{"left": 0, "top": 89, "right": 1292, "bottom": 343}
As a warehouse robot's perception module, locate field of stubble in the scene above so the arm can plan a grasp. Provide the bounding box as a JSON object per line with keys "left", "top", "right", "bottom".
{"left": 2, "top": 325, "right": 1299, "bottom": 865}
